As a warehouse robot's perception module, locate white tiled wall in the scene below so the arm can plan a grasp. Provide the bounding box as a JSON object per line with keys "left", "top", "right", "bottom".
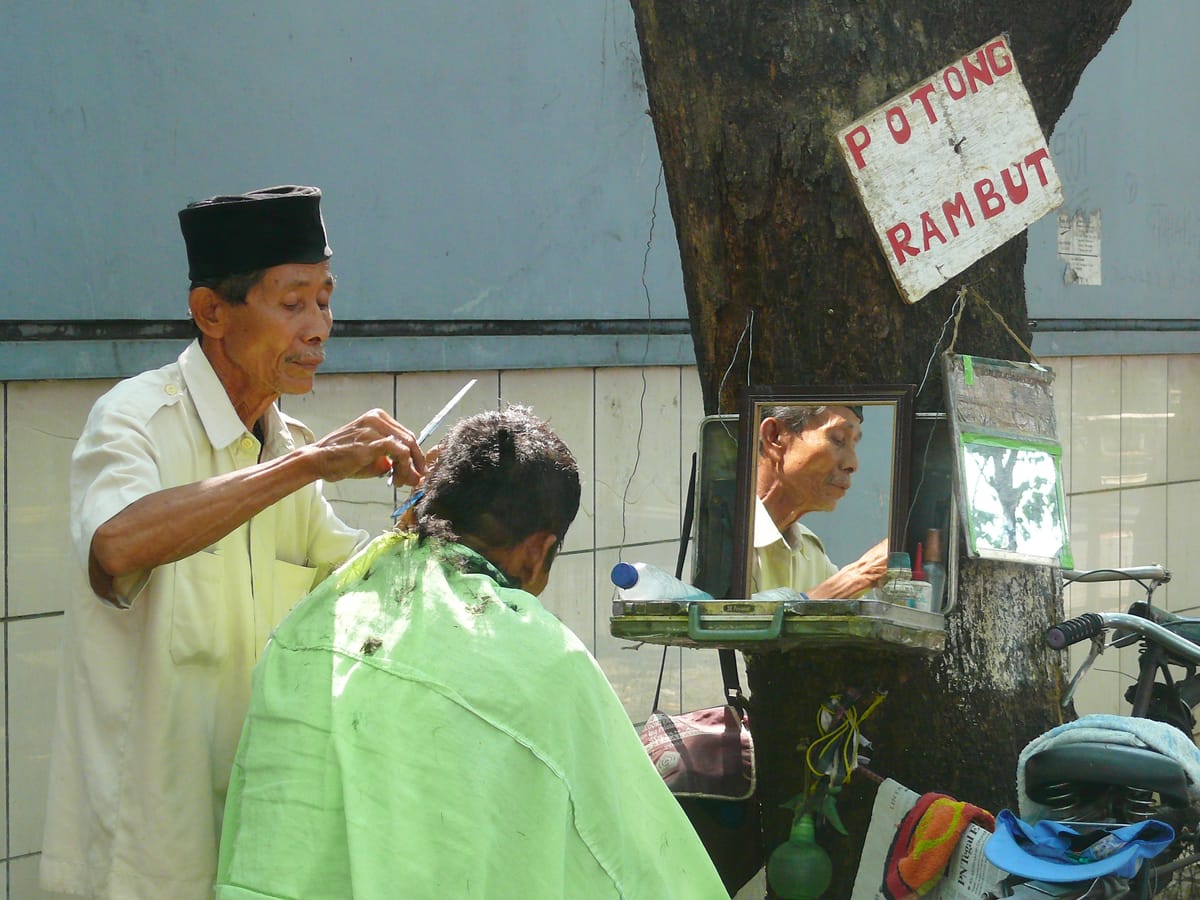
{"left": 1045, "top": 355, "right": 1200, "bottom": 718}
{"left": 0, "top": 363, "right": 715, "bottom": 895}
{"left": 5, "top": 353, "right": 1199, "bottom": 893}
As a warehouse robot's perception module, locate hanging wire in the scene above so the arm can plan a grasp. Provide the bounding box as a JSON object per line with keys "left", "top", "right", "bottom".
{"left": 617, "top": 163, "right": 664, "bottom": 559}
{"left": 916, "top": 286, "right": 968, "bottom": 399}
{"left": 906, "top": 282, "right": 1040, "bottom": 546}
{"left": 716, "top": 309, "right": 755, "bottom": 416}
{"left": 714, "top": 308, "right": 756, "bottom": 446}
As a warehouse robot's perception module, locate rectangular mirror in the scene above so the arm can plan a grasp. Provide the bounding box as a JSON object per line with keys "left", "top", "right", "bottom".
{"left": 943, "top": 354, "right": 1073, "bottom": 568}
{"left": 729, "top": 385, "right": 914, "bottom": 600}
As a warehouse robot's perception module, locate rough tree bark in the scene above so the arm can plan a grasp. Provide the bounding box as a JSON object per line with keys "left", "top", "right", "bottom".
{"left": 628, "top": 3, "right": 1132, "bottom": 895}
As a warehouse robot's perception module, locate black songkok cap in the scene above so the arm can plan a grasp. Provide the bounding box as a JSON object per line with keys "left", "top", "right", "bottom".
{"left": 178, "top": 185, "right": 332, "bottom": 282}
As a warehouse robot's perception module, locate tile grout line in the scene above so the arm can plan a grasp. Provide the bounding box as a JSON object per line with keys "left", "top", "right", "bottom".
{"left": 591, "top": 367, "right": 599, "bottom": 657}
{"left": 4, "top": 382, "right": 10, "bottom": 884}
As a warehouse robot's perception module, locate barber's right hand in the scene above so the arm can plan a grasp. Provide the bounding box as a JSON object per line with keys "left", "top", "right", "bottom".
{"left": 858, "top": 538, "right": 890, "bottom": 585}
{"left": 310, "top": 409, "right": 426, "bottom": 485}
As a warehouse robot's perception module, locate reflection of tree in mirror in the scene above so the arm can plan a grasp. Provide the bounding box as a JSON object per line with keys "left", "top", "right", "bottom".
{"left": 965, "top": 445, "right": 1061, "bottom": 555}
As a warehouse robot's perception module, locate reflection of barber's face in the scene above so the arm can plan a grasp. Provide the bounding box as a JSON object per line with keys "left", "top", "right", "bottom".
{"left": 777, "top": 407, "right": 862, "bottom": 514}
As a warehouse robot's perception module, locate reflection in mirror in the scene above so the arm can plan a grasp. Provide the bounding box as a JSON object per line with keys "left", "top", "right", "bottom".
{"left": 942, "top": 353, "right": 1071, "bottom": 568}
{"left": 732, "top": 386, "right": 913, "bottom": 601}
{"left": 960, "top": 438, "right": 1068, "bottom": 563}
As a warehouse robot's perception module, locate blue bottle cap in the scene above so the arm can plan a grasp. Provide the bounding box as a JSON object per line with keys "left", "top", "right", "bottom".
{"left": 611, "top": 562, "right": 639, "bottom": 589}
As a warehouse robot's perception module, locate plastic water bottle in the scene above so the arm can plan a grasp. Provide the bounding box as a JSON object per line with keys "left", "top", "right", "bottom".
{"left": 610, "top": 562, "right": 713, "bottom": 602}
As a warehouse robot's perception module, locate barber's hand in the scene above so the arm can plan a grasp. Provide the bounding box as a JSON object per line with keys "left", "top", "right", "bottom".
{"left": 309, "top": 409, "right": 426, "bottom": 485}
{"left": 807, "top": 537, "right": 889, "bottom": 600}
{"left": 853, "top": 538, "right": 891, "bottom": 589}
{"left": 393, "top": 446, "right": 441, "bottom": 530}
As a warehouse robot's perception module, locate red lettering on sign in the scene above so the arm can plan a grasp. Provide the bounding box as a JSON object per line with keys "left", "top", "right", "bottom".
{"left": 975, "top": 178, "right": 1005, "bottom": 219}
{"left": 943, "top": 66, "right": 967, "bottom": 100}
{"left": 909, "top": 84, "right": 938, "bottom": 124}
{"left": 887, "top": 222, "right": 918, "bottom": 265}
{"left": 962, "top": 49, "right": 994, "bottom": 93}
{"left": 1001, "top": 164, "right": 1029, "bottom": 204}
{"left": 942, "top": 193, "right": 975, "bottom": 237}
{"left": 920, "top": 211, "right": 947, "bottom": 250}
{"left": 886, "top": 107, "right": 911, "bottom": 144}
{"left": 1024, "top": 147, "right": 1052, "bottom": 186}
{"left": 986, "top": 38, "right": 1013, "bottom": 76}
{"left": 846, "top": 125, "right": 872, "bottom": 170}
{"left": 884, "top": 149, "right": 1056, "bottom": 267}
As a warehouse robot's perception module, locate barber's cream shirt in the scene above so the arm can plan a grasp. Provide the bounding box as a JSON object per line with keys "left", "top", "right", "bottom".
{"left": 41, "top": 340, "right": 368, "bottom": 900}
{"left": 752, "top": 496, "right": 839, "bottom": 593}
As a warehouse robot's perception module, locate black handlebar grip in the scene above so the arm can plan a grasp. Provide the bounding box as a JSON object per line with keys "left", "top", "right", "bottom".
{"left": 1046, "top": 613, "right": 1104, "bottom": 650}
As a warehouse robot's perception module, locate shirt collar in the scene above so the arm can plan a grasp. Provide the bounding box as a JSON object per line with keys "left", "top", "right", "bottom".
{"left": 753, "top": 495, "right": 785, "bottom": 549}
{"left": 753, "top": 495, "right": 821, "bottom": 552}
{"left": 442, "top": 540, "right": 522, "bottom": 591}
{"left": 179, "top": 339, "right": 287, "bottom": 452}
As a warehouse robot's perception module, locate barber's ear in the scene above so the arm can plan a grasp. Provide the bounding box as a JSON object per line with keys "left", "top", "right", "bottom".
{"left": 188, "top": 287, "right": 227, "bottom": 339}
{"left": 760, "top": 417, "right": 787, "bottom": 463}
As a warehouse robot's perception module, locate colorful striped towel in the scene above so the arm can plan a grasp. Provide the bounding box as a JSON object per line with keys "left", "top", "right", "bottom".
{"left": 883, "top": 792, "right": 996, "bottom": 898}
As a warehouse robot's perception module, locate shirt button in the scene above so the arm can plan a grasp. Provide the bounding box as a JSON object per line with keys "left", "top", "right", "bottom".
{"left": 164, "top": 383, "right": 179, "bottom": 396}
{"left": 240, "top": 436, "right": 256, "bottom": 451}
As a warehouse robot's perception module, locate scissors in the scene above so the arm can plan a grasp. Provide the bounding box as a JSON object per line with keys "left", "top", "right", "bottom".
{"left": 390, "top": 378, "right": 477, "bottom": 517}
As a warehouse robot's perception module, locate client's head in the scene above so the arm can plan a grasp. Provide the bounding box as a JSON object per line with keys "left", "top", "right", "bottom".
{"left": 416, "top": 406, "right": 581, "bottom": 594}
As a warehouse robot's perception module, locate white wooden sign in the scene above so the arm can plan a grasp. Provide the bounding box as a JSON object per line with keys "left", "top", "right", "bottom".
{"left": 837, "top": 36, "right": 1063, "bottom": 304}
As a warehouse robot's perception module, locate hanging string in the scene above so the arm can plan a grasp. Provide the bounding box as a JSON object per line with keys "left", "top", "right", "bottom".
{"left": 968, "top": 287, "right": 1041, "bottom": 365}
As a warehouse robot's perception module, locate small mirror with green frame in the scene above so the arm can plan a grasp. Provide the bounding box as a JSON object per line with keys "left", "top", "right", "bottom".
{"left": 944, "top": 354, "right": 1073, "bottom": 568}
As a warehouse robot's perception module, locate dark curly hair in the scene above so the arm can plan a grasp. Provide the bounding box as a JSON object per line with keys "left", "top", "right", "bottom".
{"left": 416, "top": 406, "right": 580, "bottom": 550}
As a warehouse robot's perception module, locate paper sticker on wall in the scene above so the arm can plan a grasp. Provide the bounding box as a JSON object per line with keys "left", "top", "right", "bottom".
{"left": 1057, "top": 209, "right": 1102, "bottom": 285}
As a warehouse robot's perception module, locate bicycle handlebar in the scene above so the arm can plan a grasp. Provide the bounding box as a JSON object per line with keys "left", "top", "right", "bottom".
{"left": 1046, "top": 611, "right": 1200, "bottom": 664}
{"left": 1061, "top": 565, "right": 1171, "bottom": 585}
{"left": 1046, "top": 613, "right": 1104, "bottom": 649}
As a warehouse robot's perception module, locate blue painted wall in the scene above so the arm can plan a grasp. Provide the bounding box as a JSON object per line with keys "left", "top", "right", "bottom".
{"left": 1, "top": 2, "right": 690, "bottom": 377}
{"left": 2, "top": 3, "right": 1195, "bottom": 377}
{"left": 1026, "top": 1, "right": 1200, "bottom": 356}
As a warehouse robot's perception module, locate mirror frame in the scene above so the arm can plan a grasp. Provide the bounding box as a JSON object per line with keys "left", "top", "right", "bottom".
{"left": 729, "top": 384, "right": 915, "bottom": 600}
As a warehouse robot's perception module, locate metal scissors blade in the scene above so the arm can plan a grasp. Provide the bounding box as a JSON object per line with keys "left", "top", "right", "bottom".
{"left": 390, "top": 378, "right": 477, "bottom": 513}
{"left": 416, "top": 378, "right": 477, "bottom": 446}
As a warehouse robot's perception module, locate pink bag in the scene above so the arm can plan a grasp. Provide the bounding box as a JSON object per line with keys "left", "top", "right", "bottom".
{"left": 639, "top": 704, "right": 756, "bottom": 801}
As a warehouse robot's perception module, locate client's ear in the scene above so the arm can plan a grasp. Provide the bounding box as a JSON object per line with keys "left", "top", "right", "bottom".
{"left": 511, "top": 531, "right": 559, "bottom": 595}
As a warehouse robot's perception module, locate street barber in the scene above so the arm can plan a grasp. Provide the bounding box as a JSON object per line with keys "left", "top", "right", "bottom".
{"left": 216, "top": 406, "right": 728, "bottom": 899}
{"left": 41, "top": 185, "right": 425, "bottom": 899}
{"left": 753, "top": 404, "right": 888, "bottom": 596}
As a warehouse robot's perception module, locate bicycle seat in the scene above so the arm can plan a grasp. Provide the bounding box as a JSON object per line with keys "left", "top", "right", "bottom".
{"left": 1025, "top": 742, "right": 1192, "bottom": 808}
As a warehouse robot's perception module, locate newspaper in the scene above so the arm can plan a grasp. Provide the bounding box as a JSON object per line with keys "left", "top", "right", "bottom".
{"left": 851, "top": 779, "right": 1007, "bottom": 899}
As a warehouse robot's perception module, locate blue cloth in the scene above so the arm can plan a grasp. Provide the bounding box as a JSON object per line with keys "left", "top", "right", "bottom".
{"left": 984, "top": 809, "right": 1173, "bottom": 883}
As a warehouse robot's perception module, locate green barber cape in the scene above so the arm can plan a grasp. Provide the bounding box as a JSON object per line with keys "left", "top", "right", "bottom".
{"left": 216, "top": 532, "right": 727, "bottom": 899}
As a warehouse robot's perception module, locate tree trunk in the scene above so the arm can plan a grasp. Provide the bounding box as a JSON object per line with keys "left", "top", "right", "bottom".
{"left": 628, "top": 3, "right": 1131, "bottom": 895}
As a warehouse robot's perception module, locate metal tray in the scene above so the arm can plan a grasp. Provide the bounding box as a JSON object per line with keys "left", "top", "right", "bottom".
{"left": 609, "top": 592, "right": 945, "bottom": 655}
